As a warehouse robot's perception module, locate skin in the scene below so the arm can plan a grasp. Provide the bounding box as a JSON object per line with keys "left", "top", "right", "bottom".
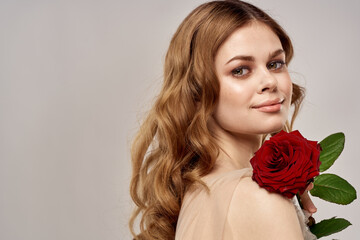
{"left": 209, "top": 21, "right": 293, "bottom": 172}
{"left": 208, "top": 21, "right": 316, "bottom": 226}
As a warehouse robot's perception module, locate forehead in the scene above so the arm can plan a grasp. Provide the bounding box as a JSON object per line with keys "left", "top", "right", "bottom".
{"left": 215, "top": 22, "right": 283, "bottom": 61}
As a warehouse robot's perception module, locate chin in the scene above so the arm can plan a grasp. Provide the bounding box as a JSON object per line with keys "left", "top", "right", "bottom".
{"left": 258, "top": 121, "right": 286, "bottom": 135}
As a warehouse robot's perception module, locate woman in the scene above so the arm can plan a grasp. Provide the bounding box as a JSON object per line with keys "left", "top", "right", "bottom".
{"left": 129, "top": 0, "right": 317, "bottom": 239}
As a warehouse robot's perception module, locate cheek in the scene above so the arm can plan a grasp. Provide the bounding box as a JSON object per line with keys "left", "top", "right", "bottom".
{"left": 218, "top": 80, "right": 251, "bottom": 112}
{"left": 287, "top": 78, "right": 293, "bottom": 97}
{"left": 213, "top": 80, "right": 252, "bottom": 128}
{"left": 280, "top": 74, "right": 293, "bottom": 106}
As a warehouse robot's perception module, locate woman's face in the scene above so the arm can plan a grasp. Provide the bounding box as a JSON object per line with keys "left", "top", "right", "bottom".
{"left": 212, "top": 22, "right": 292, "bottom": 136}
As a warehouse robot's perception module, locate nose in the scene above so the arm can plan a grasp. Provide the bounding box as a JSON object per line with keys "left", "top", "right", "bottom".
{"left": 257, "top": 68, "right": 278, "bottom": 93}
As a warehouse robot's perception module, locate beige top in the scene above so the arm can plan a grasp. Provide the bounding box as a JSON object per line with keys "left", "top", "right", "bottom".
{"left": 175, "top": 164, "right": 317, "bottom": 240}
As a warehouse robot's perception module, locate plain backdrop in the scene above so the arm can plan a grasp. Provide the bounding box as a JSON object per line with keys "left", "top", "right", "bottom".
{"left": 1, "top": 0, "right": 359, "bottom": 239}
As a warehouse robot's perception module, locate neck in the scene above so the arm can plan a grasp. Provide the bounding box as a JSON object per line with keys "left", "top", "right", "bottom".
{"left": 209, "top": 118, "right": 262, "bottom": 171}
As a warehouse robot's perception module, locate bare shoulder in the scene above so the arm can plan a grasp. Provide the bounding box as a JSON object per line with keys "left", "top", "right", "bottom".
{"left": 226, "top": 177, "right": 303, "bottom": 240}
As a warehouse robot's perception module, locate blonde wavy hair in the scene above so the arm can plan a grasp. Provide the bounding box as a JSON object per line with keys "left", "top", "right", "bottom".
{"left": 129, "top": 0, "right": 305, "bottom": 239}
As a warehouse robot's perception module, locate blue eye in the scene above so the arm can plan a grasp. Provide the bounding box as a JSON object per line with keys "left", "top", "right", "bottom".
{"left": 267, "top": 60, "right": 286, "bottom": 70}
{"left": 231, "top": 67, "right": 249, "bottom": 77}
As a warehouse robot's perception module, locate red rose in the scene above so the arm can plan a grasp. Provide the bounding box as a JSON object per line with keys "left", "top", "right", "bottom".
{"left": 250, "top": 130, "right": 321, "bottom": 198}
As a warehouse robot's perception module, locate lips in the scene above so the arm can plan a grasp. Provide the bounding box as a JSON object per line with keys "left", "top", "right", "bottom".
{"left": 252, "top": 98, "right": 284, "bottom": 112}
{"left": 252, "top": 98, "right": 284, "bottom": 108}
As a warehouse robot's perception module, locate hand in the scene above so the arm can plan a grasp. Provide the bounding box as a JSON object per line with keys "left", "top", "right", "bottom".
{"left": 299, "top": 183, "right": 317, "bottom": 227}
{"left": 299, "top": 182, "right": 317, "bottom": 215}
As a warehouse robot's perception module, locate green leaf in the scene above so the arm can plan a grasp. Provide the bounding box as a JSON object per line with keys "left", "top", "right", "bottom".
{"left": 310, "top": 217, "right": 351, "bottom": 238}
{"left": 311, "top": 173, "right": 357, "bottom": 204}
{"left": 319, "top": 132, "right": 345, "bottom": 172}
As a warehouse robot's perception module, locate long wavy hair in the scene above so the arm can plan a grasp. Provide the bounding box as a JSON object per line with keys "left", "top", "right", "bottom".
{"left": 129, "top": 0, "right": 305, "bottom": 239}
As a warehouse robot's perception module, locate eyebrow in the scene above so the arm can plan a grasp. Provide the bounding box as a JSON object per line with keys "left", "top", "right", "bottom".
{"left": 225, "top": 49, "right": 285, "bottom": 65}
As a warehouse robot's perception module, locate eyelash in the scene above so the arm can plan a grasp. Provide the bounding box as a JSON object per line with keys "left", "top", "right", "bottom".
{"left": 231, "top": 60, "right": 286, "bottom": 78}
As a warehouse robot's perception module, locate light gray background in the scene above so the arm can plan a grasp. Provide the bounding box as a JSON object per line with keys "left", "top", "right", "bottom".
{"left": 0, "top": 0, "right": 359, "bottom": 239}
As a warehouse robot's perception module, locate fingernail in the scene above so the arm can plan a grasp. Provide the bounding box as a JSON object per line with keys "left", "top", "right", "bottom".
{"left": 311, "top": 207, "right": 317, "bottom": 213}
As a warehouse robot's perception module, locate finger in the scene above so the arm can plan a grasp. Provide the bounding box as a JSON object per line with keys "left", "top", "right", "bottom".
{"left": 305, "top": 182, "right": 314, "bottom": 191}
{"left": 300, "top": 191, "right": 317, "bottom": 214}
